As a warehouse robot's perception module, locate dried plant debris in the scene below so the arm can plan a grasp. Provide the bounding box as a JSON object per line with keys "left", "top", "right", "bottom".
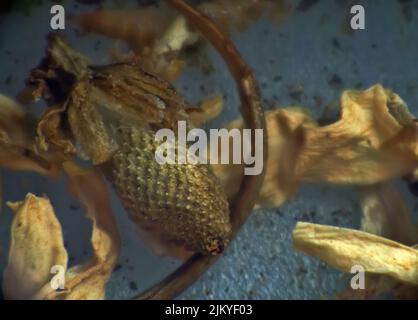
{"left": 2, "top": 163, "right": 121, "bottom": 300}
{"left": 72, "top": 0, "right": 292, "bottom": 81}
{"left": 214, "top": 84, "right": 418, "bottom": 207}
{"left": 3, "top": 194, "right": 68, "bottom": 300}
{"left": 292, "top": 222, "right": 418, "bottom": 299}
{"left": 360, "top": 183, "right": 418, "bottom": 246}
{"left": 0, "top": 94, "right": 58, "bottom": 176}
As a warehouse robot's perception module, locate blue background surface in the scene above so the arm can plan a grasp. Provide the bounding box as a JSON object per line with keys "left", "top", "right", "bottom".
{"left": 0, "top": 0, "right": 417, "bottom": 299}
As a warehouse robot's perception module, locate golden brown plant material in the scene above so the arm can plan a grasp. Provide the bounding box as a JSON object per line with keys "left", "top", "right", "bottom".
{"left": 28, "top": 35, "right": 231, "bottom": 256}
{"left": 2, "top": 163, "right": 121, "bottom": 300}
{"left": 0, "top": 94, "right": 59, "bottom": 176}
{"left": 3, "top": 194, "right": 68, "bottom": 300}
{"left": 215, "top": 84, "right": 418, "bottom": 207}
{"left": 293, "top": 222, "right": 418, "bottom": 285}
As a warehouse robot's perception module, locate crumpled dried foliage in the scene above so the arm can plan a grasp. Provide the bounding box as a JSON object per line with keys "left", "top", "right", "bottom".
{"left": 0, "top": 94, "right": 58, "bottom": 176}
{"left": 214, "top": 84, "right": 418, "bottom": 208}
{"left": 292, "top": 222, "right": 418, "bottom": 286}
{"left": 73, "top": 0, "right": 291, "bottom": 81}
{"left": 2, "top": 163, "right": 121, "bottom": 300}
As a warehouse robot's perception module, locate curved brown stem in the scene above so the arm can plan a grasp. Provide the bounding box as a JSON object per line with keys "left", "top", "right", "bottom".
{"left": 134, "top": 0, "right": 267, "bottom": 300}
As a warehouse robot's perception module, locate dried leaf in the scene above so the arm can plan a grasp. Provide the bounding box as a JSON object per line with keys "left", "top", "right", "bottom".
{"left": 214, "top": 84, "right": 418, "bottom": 207}
{"left": 297, "top": 84, "right": 417, "bottom": 185}
{"left": 212, "top": 107, "right": 315, "bottom": 206}
{"left": 3, "top": 194, "right": 68, "bottom": 300}
{"left": 292, "top": 222, "right": 418, "bottom": 286}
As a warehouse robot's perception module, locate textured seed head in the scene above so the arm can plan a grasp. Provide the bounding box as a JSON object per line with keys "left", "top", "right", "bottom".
{"left": 107, "top": 127, "right": 232, "bottom": 255}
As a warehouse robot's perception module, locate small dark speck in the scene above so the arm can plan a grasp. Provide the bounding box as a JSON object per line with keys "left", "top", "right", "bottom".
{"left": 5, "top": 75, "right": 12, "bottom": 86}
{"left": 69, "top": 203, "right": 80, "bottom": 211}
{"left": 113, "top": 264, "right": 122, "bottom": 272}
{"left": 331, "top": 38, "right": 341, "bottom": 49}
{"left": 75, "top": 0, "right": 105, "bottom": 4}
{"left": 371, "top": 43, "right": 377, "bottom": 49}
{"left": 328, "top": 74, "right": 343, "bottom": 87}
{"left": 288, "top": 84, "right": 304, "bottom": 102}
{"left": 129, "top": 281, "right": 138, "bottom": 291}
{"left": 313, "top": 95, "right": 323, "bottom": 108}
{"left": 296, "top": 266, "right": 308, "bottom": 275}
{"left": 402, "top": 5, "right": 413, "bottom": 22}
{"left": 199, "top": 84, "right": 206, "bottom": 94}
{"left": 275, "top": 210, "right": 284, "bottom": 217}
{"left": 299, "top": 212, "right": 312, "bottom": 221}
{"left": 261, "top": 82, "right": 268, "bottom": 89}
{"left": 94, "top": 40, "right": 101, "bottom": 51}
{"left": 273, "top": 75, "right": 282, "bottom": 83}
{"left": 297, "top": 0, "right": 320, "bottom": 12}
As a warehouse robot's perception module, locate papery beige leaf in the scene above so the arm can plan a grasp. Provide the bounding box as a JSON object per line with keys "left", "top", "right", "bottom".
{"left": 292, "top": 222, "right": 418, "bottom": 286}
{"left": 212, "top": 107, "right": 316, "bottom": 207}
{"left": 214, "top": 84, "right": 418, "bottom": 207}
{"left": 297, "top": 84, "right": 418, "bottom": 185}
{"left": 43, "top": 162, "right": 121, "bottom": 300}
{"left": 2, "top": 194, "right": 68, "bottom": 300}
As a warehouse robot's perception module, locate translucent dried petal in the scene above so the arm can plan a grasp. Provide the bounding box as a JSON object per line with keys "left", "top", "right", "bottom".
{"left": 297, "top": 84, "right": 418, "bottom": 185}
{"left": 2, "top": 194, "right": 68, "bottom": 300}
{"left": 292, "top": 222, "right": 418, "bottom": 286}
{"left": 43, "top": 162, "right": 121, "bottom": 300}
{"left": 214, "top": 85, "right": 418, "bottom": 207}
{"left": 212, "top": 107, "right": 315, "bottom": 206}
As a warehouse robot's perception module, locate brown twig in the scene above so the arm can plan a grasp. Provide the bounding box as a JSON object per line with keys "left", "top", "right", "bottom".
{"left": 134, "top": 0, "right": 267, "bottom": 300}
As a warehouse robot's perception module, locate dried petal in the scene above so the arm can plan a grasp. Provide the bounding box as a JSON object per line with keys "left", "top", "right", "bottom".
{"left": 297, "top": 84, "right": 418, "bottom": 185}
{"left": 43, "top": 162, "right": 121, "bottom": 300}
{"left": 3, "top": 194, "right": 68, "bottom": 300}
{"left": 214, "top": 85, "right": 418, "bottom": 207}
{"left": 292, "top": 222, "right": 418, "bottom": 285}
